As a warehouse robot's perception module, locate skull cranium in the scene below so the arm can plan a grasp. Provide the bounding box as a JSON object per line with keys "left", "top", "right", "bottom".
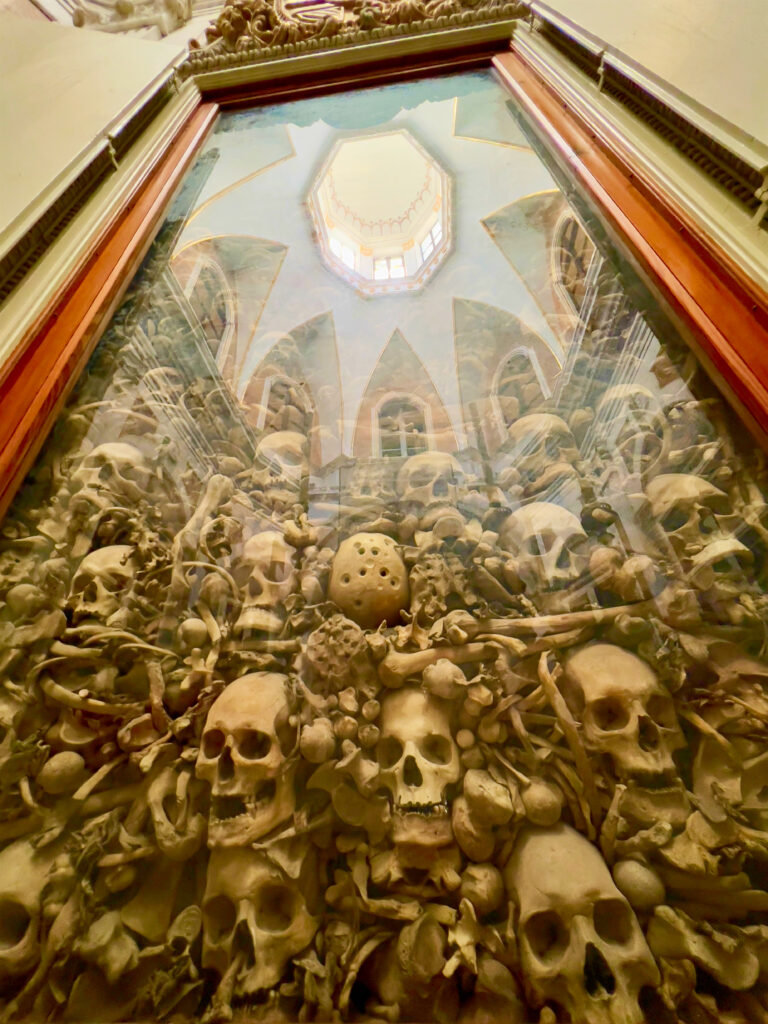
{"left": 595, "top": 384, "right": 669, "bottom": 477}
{"left": 505, "top": 823, "right": 660, "bottom": 1024}
{"left": 0, "top": 839, "right": 56, "bottom": 981}
{"left": 646, "top": 473, "right": 751, "bottom": 589}
{"left": 202, "top": 847, "right": 317, "bottom": 996}
{"left": 66, "top": 545, "right": 137, "bottom": 625}
{"left": 376, "top": 687, "right": 460, "bottom": 847}
{"left": 562, "top": 644, "right": 685, "bottom": 781}
{"left": 232, "top": 532, "right": 296, "bottom": 636}
{"left": 68, "top": 443, "right": 153, "bottom": 519}
{"left": 501, "top": 413, "right": 581, "bottom": 497}
{"left": 396, "top": 452, "right": 464, "bottom": 513}
{"left": 499, "top": 503, "right": 589, "bottom": 613}
{"left": 195, "top": 673, "right": 297, "bottom": 847}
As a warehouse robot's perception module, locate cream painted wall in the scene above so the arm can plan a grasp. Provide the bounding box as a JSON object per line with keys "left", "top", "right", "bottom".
{"left": 531, "top": 0, "right": 768, "bottom": 159}
{"left": 0, "top": 14, "right": 185, "bottom": 260}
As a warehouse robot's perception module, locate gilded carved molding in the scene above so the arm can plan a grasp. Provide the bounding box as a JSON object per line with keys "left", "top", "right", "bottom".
{"left": 182, "top": 0, "right": 524, "bottom": 78}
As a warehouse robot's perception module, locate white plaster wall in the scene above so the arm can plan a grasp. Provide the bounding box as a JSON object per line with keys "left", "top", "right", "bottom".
{"left": 531, "top": 0, "right": 768, "bottom": 158}
{"left": 0, "top": 14, "right": 185, "bottom": 260}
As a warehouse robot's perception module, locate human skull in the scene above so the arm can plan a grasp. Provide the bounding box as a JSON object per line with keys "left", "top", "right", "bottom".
{"left": 499, "top": 503, "right": 589, "bottom": 612}
{"left": 0, "top": 839, "right": 56, "bottom": 981}
{"left": 69, "top": 442, "right": 153, "bottom": 518}
{"left": 562, "top": 644, "right": 685, "bottom": 781}
{"left": 66, "top": 545, "right": 137, "bottom": 625}
{"left": 232, "top": 532, "right": 296, "bottom": 636}
{"left": 255, "top": 430, "right": 307, "bottom": 483}
{"left": 646, "top": 473, "right": 751, "bottom": 588}
{"left": 195, "top": 673, "right": 297, "bottom": 847}
{"left": 376, "top": 687, "right": 460, "bottom": 847}
{"left": 328, "top": 533, "right": 409, "bottom": 630}
{"left": 147, "top": 764, "right": 206, "bottom": 861}
{"left": 505, "top": 823, "right": 660, "bottom": 1024}
{"left": 202, "top": 847, "right": 317, "bottom": 996}
{"left": 501, "top": 413, "right": 581, "bottom": 497}
{"left": 595, "top": 384, "right": 669, "bottom": 477}
{"left": 396, "top": 452, "right": 464, "bottom": 511}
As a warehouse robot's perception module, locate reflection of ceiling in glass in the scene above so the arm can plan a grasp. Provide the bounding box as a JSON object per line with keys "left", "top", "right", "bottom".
{"left": 308, "top": 129, "right": 451, "bottom": 295}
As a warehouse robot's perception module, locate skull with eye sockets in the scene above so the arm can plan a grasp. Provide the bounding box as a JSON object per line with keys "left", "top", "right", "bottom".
{"left": 195, "top": 673, "right": 297, "bottom": 847}
{"left": 562, "top": 644, "right": 685, "bottom": 783}
{"left": 646, "top": 473, "right": 752, "bottom": 592}
{"left": 202, "top": 847, "right": 317, "bottom": 997}
{"left": 376, "top": 687, "right": 461, "bottom": 848}
{"left": 505, "top": 823, "right": 660, "bottom": 1024}
{"left": 499, "top": 503, "right": 590, "bottom": 613}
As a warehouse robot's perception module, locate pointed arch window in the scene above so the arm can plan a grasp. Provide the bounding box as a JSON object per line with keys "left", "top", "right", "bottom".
{"left": 377, "top": 397, "right": 429, "bottom": 457}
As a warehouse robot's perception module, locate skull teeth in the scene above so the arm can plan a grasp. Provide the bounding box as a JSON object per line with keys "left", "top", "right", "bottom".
{"left": 211, "top": 781, "right": 276, "bottom": 822}
{"left": 394, "top": 798, "right": 449, "bottom": 817}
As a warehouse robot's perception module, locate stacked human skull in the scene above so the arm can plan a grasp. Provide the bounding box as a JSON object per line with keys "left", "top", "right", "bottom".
{"left": 499, "top": 502, "right": 591, "bottom": 612}
{"left": 195, "top": 673, "right": 297, "bottom": 847}
{"left": 506, "top": 824, "right": 660, "bottom": 1024}
{"left": 6, "top": 219, "right": 768, "bottom": 1024}
{"left": 232, "top": 531, "right": 297, "bottom": 635}
{"left": 561, "top": 644, "right": 685, "bottom": 782}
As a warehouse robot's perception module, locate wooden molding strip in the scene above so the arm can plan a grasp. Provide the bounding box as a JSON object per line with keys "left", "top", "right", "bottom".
{"left": 494, "top": 47, "right": 768, "bottom": 447}
{"left": 0, "top": 101, "right": 218, "bottom": 523}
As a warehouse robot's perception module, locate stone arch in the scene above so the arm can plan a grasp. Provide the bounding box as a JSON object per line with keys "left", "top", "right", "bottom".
{"left": 353, "top": 329, "right": 456, "bottom": 457}
{"left": 454, "top": 298, "right": 561, "bottom": 457}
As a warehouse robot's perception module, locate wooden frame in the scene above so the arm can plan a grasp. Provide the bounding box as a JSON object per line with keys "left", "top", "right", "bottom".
{"left": 494, "top": 45, "right": 768, "bottom": 449}
{"left": 3, "top": 34, "right": 768, "bottom": 522}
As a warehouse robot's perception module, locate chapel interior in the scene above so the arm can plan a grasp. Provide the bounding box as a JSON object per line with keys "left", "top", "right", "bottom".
{"left": 2, "top": 2, "right": 768, "bottom": 1022}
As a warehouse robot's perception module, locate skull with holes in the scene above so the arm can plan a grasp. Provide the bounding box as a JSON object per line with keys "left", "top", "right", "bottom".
{"left": 232, "top": 531, "right": 297, "bottom": 636}
{"left": 500, "top": 413, "right": 581, "bottom": 498}
{"left": 0, "top": 838, "right": 57, "bottom": 983}
{"left": 595, "top": 384, "right": 669, "bottom": 478}
{"left": 65, "top": 545, "right": 137, "bottom": 625}
{"left": 195, "top": 673, "right": 297, "bottom": 847}
{"left": 396, "top": 452, "right": 464, "bottom": 519}
{"left": 68, "top": 442, "right": 154, "bottom": 520}
{"left": 376, "top": 687, "right": 461, "bottom": 847}
{"left": 499, "top": 502, "right": 590, "bottom": 613}
{"left": 562, "top": 644, "right": 685, "bottom": 782}
{"left": 505, "top": 823, "right": 659, "bottom": 1024}
{"left": 328, "top": 533, "right": 409, "bottom": 630}
{"left": 202, "top": 846, "right": 317, "bottom": 996}
{"left": 646, "top": 473, "right": 751, "bottom": 591}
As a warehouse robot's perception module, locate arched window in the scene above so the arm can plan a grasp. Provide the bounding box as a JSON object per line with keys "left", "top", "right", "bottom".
{"left": 553, "top": 214, "right": 596, "bottom": 314}
{"left": 377, "top": 396, "right": 430, "bottom": 457}
{"left": 257, "top": 374, "right": 313, "bottom": 434}
{"left": 496, "top": 350, "right": 548, "bottom": 426}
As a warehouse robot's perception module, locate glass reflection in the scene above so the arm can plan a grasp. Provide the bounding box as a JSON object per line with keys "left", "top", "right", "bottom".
{"left": 1, "top": 70, "right": 768, "bottom": 1024}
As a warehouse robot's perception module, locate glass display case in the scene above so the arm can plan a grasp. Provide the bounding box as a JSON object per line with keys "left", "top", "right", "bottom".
{"left": 2, "top": 65, "right": 768, "bottom": 1024}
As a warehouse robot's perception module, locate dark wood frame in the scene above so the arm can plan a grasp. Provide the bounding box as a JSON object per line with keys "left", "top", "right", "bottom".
{"left": 3, "top": 37, "right": 768, "bottom": 522}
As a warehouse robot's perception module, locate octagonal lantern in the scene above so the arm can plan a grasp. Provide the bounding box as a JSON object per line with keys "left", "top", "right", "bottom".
{"left": 308, "top": 129, "right": 451, "bottom": 295}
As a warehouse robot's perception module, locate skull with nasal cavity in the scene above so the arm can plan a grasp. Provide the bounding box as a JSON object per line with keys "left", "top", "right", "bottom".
{"left": 505, "top": 823, "right": 659, "bottom": 1024}
{"left": 561, "top": 644, "right": 684, "bottom": 782}
{"left": 376, "top": 686, "right": 460, "bottom": 847}
{"left": 195, "top": 673, "right": 297, "bottom": 847}
{"left": 202, "top": 846, "right": 317, "bottom": 997}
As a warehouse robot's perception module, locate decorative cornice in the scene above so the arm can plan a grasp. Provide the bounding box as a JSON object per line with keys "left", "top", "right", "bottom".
{"left": 182, "top": 0, "right": 524, "bottom": 79}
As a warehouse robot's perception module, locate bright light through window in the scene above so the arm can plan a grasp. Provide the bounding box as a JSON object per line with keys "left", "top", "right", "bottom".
{"left": 420, "top": 221, "right": 442, "bottom": 263}
{"left": 330, "top": 236, "right": 355, "bottom": 269}
{"left": 374, "top": 256, "right": 406, "bottom": 281}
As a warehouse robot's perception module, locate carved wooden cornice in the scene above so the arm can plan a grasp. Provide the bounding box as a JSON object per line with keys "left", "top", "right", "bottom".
{"left": 182, "top": 0, "right": 524, "bottom": 79}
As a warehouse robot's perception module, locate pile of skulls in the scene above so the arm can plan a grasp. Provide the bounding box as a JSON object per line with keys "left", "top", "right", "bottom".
{"left": 3, "top": 288, "right": 768, "bottom": 1024}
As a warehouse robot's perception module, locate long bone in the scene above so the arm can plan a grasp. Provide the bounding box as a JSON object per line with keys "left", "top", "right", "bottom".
{"left": 377, "top": 642, "right": 497, "bottom": 688}
{"left": 437, "top": 599, "right": 657, "bottom": 643}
